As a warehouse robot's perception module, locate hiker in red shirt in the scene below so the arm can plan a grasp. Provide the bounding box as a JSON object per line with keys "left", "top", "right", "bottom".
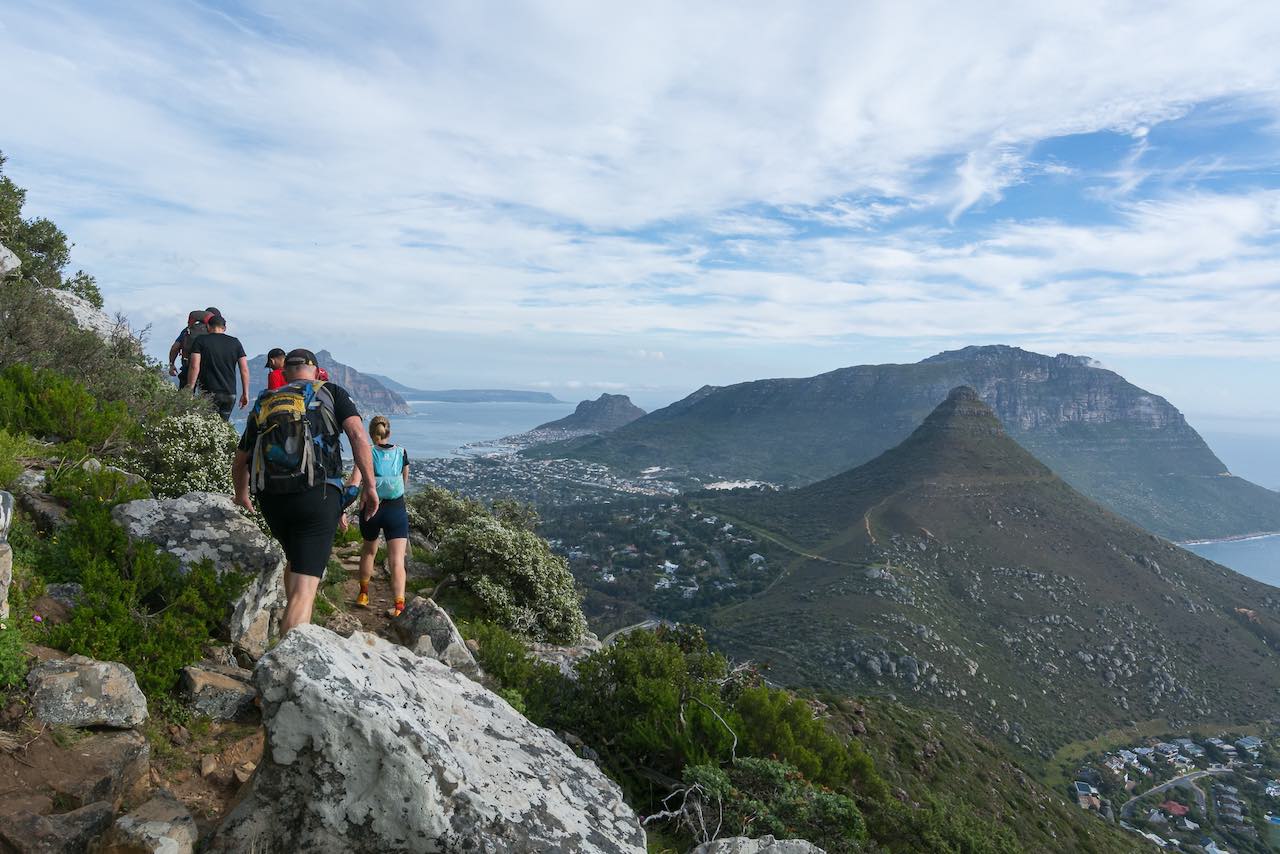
{"left": 265, "top": 348, "right": 287, "bottom": 390}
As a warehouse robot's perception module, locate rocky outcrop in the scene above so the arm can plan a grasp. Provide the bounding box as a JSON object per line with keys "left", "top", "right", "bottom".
{"left": 28, "top": 655, "right": 147, "bottom": 728}
{"left": 209, "top": 626, "right": 645, "bottom": 853}
{"left": 112, "top": 493, "right": 285, "bottom": 659}
{"left": 0, "top": 801, "right": 114, "bottom": 854}
{"left": 384, "top": 596, "right": 479, "bottom": 678}
{"left": 529, "top": 633, "right": 603, "bottom": 679}
{"left": 180, "top": 663, "right": 258, "bottom": 721}
{"left": 0, "top": 490, "right": 12, "bottom": 620}
{"left": 691, "top": 838, "right": 827, "bottom": 854}
{"left": 42, "top": 288, "right": 131, "bottom": 343}
{"left": 95, "top": 791, "right": 197, "bottom": 854}
{"left": 0, "top": 241, "right": 19, "bottom": 278}
{"left": 534, "top": 394, "right": 647, "bottom": 435}
{"left": 58, "top": 730, "right": 150, "bottom": 811}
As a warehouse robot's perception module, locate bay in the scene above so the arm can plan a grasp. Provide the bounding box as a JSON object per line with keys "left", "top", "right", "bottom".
{"left": 1184, "top": 534, "right": 1280, "bottom": 588}
{"left": 382, "top": 399, "right": 576, "bottom": 460}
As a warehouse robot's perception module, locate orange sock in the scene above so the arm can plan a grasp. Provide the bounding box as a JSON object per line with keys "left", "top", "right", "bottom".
{"left": 359, "top": 581, "right": 370, "bottom": 594}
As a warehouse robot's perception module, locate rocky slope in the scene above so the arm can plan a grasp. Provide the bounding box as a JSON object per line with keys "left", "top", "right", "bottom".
{"left": 534, "top": 393, "right": 647, "bottom": 435}
{"left": 246, "top": 349, "right": 411, "bottom": 415}
{"left": 701, "top": 387, "right": 1280, "bottom": 754}
{"left": 532, "top": 345, "right": 1280, "bottom": 540}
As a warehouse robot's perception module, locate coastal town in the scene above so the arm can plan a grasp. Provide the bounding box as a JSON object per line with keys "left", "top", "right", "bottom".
{"left": 1072, "top": 730, "right": 1280, "bottom": 852}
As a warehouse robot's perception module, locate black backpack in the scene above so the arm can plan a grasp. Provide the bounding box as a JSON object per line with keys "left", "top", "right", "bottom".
{"left": 181, "top": 310, "right": 213, "bottom": 360}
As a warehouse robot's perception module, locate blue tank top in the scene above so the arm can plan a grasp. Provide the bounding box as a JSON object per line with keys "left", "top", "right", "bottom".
{"left": 371, "top": 444, "right": 406, "bottom": 500}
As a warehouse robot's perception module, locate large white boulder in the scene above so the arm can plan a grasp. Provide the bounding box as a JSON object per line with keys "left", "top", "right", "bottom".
{"left": 41, "top": 287, "right": 132, "bottom": 343}
{"left": 209, "top": 626, "right": 646, "bottom": 854}
{"left": 0, "top": 490, "right": 11, "bottom": 620}
{"left": 0, "top": 242, "right": 18, "bottom": 278}
{"left": 113, "top": 492, "right": 285, "bottom": 659}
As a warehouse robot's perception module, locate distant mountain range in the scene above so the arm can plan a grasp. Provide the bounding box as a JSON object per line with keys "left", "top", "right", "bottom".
{"left": 247, "top": 350, "right": 411, "bottom": 416}
{"left": 530, "top": 345, "right": 1280, "bottom": 541}
{"left": 367, "top": 375, "right": 563, "bottom": 404}
{"left": 699, "top": 387, "right": 1280, "bottom": 751}
{"left": 533, "top": 394, "right": 646, "bottom": 434}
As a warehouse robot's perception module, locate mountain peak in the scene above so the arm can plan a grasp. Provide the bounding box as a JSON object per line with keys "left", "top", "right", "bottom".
{"left": 534, "top": 393, "right": 646, "bottom": 434}
{"left": 918, "top": 385, "right": 1006, "bottom": 438}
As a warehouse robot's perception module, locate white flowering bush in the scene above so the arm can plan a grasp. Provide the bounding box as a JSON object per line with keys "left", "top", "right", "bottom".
{"left": 435, "top": 515, "right": 587, "bottom": 643}
{"left": 126, "top": 411, "right": 236, "bottom": 498}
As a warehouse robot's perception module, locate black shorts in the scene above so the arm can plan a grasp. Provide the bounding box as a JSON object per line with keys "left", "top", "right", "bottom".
{"left": 207, "top": 391, "right": 235, "bottom": 421}
{"left": 258, "top": 485, "right": 342, "bottom": 577}
{"left": 359, "top": 496, "right": 409, "bottom": 542}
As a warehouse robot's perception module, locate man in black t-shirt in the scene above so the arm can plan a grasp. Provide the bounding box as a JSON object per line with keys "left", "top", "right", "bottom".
{"left": 232, "top": 348, "right": 379, "bottom": 637}
{"left": 187, "top": 315, "right": 249, "bottom": 421}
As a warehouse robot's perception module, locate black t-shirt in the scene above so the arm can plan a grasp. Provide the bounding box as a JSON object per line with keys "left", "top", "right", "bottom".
{"left": 237, "top": 382, "right": 360, "bottom": 453}
{"left": 189, "top": 333, "right": 247, "bottom": 395}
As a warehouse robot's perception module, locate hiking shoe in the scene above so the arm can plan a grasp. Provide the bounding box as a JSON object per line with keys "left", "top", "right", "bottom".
{"left": 386, "top": 601, "right": 405, "bottom": 618}
{"left": 355, "top": 591, "right": 370, "bottom": 608}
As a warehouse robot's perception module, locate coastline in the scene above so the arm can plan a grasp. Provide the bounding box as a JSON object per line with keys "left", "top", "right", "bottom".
{"left": 1178, "top": 531, "right": 1280, "bottom": 547}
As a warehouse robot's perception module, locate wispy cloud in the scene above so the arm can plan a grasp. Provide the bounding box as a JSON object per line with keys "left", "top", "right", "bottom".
{"left": 1, "top": 1, "right": 1280, "bottom": 407}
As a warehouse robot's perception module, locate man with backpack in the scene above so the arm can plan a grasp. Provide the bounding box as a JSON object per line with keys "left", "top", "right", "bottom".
{"left": 167, "top": 306, "right": 221, "bottom": 389}
{"left": 231, "top": 348, "right": 379, "bottom": 636}
{"left": 185, "top": 314, "right": 250, "bottom": 421}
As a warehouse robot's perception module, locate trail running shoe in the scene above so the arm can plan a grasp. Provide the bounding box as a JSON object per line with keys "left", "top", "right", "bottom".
{"left": 355, "top": 591, "right": 370, "bottom": 608}
{"left": 387, "top": 601, "right": 405, "bottom": 618}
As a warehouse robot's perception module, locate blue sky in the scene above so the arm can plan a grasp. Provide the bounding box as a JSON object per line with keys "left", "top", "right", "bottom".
{"left": 3, "top": 1, "right": 1280, "bottom": 444}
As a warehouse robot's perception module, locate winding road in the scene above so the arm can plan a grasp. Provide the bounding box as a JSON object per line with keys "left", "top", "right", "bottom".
{"left": 1119, "top": 768, "right": 1231, "bottom": 819}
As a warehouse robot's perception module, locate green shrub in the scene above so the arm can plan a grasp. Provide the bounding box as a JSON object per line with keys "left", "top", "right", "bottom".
{"left": 460, "top": 620, "right": 568, "bottom": 723}
{"left": 125, "top": 411, "right": 236, "bottom": 498}
{"left": 0, "top": 364, "right": 136, "bottom": 451}
{"left": 407, "top": 485, "right": 488, "bottom": 542}
{"left": 0, "top": 621, "right": 28, "bottom": 692}
{"left": 45, "top": 457, "right": 150, "bottom": 508}
{"left": 435, "top": 515, "right": 586, "bottom": 642}
{"left": 0, "top": 427, "right": 33, "bottom": 489}
{"left": 680, "top": 758, "right": 866, "bottom": 849}
{"left": 41, "top": 505, "right": 247, "bottom": 699}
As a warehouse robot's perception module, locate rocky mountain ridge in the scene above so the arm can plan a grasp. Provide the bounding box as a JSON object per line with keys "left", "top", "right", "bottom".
{"left": 534, "top": 345, "right": 1280, "bottom": 541}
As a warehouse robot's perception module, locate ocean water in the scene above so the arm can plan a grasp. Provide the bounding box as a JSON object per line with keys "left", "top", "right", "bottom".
{"left": 1184, "top": 534, "right": 1280, "bottom": 589}
{"left": 381, "top": 399, "right": 575, "bottom": 460}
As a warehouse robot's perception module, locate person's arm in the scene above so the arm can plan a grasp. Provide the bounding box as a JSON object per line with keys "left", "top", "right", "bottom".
{"left": 186, "top": 352, "right": 202, "bottom": 390}
{"left": 343, "top": 415, "right": 379, "bottom": 520}
{"left": 232, "top": 448, "right": 252, "bottom": 511}
{"left": 238, "top": 356, "right": 250, "bottom": 408}
{"left": 402, "top": 449, "right": 410, "bottom": 493}
{"left": 167, "top": 338, "right": 183, "bottom": 376}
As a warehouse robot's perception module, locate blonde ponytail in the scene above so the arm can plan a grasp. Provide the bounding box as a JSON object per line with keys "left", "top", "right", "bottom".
{"left": 369, "top": 415, "right": 391, "bottom": 443}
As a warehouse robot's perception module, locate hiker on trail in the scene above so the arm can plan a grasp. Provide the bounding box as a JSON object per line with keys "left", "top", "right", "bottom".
{"left": 265, "top": 347, "right": 287, "bottom": 390}
{"left": 344, "top": 415, "right": 410, "bottom": 617}
{"left": 167, "top": 306, "right": 220, "bottom": 389}
{"left": 185, "top": 314, "right": 249, "bottom": 421}
{"left": 232, "top": 348, "right": 378, "bottom": 635}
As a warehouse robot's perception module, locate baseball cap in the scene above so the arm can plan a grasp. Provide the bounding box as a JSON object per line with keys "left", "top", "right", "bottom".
{"left": 284, "top": 348, "right": 318, "bottom": 367}
{"left": 265, "top": 347, "right": 286, "bottom": 368}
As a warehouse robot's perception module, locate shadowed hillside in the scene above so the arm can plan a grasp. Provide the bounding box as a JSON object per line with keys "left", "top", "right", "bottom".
{"left": 701, "top": 387, "right": 1280, "bottom": 753}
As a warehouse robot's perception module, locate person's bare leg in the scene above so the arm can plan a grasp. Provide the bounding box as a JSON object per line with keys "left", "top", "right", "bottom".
{"left": 281, "top": 572, "right": 321, "bottom": 635}
{"left": 387, "top": 537, "right": 408, "bottom": 602}
{"left": 356, "top": 539, "right": 377, "bottom": 605}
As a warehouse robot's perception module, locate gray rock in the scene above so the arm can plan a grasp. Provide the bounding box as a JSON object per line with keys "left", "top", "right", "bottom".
{"left": 28, "top": 655, "right": 147, "bottom": 728}
{"left": 180, "top": 664, "right": 258, "bottom": 721}
{"left": 42, "top": 583, "right": 83, "bottom": 611}
{"left": 0, "top": 542, "right": 10, "bottom": 622}
{"left": 209, "top": 626, "right": 645, "bottom": 854}
{"left": 529, "top": 632, "right": 603, "bottom": 679}
{"left": 0, "top": 490, "right": 12, "bottom": 541}
{"left": 0, "top": 242, "right": 18, "bottom": 278}
{"left": 55, "top": 730, "right": 150, "bottom": 811}
{"left": 96, "top": 791, "right": 197, "bottom": 854}
{"left": 384, "top": 596, "right": 479, "bottom": 677}
{"left": 80, "top": 457, "right": 147, "bottom": 489}
{"left": 691, "top": 837, "right": 827, "bottom": 854}
{"left": 323, "top": 610, "right": 362, "bottom": 638}
{"left": 41, "top": 288, "right": 131, "bottom": 343}
{"left": 113, "top": 492, "right": 286, "bottom": 659}
{"left": 0, "top": 801, "right": 114, "bottom": 854}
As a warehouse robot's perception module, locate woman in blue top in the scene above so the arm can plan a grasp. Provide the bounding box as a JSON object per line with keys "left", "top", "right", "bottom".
{"left": 349, "top": 415, "right": 411, "bottom": 617}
